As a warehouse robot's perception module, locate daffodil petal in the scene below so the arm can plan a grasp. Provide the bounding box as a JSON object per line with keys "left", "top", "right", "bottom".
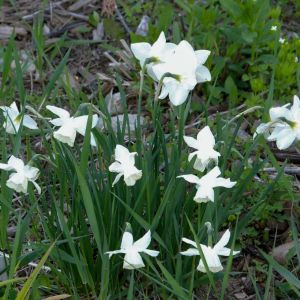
{"left": 133, "top": 230, "right": 151, "bottom": 250}
{"left": 177, "top": 174, "right": 201, "bottom": 185}
{"left": 23, "top": 115, "right": 38, "bottom": 130}
{"left": 142, "top": 249, "right": 159, "bottom": 257}
{"left": 183, "top": 136, "right": 199, "bottom": 149}
{"left": 180, "top": 248, "right": 199, "bottom": 256}
{"left": 105, "top": 250, "right": 124, "bottom": 259}
{"left": 196, "top": 126, "right": 215, "bottom": 147}
{"left": 112, "top": 173, "right": 123, "bottom": 187}
{"left": 214, "top": 177, "right": 236, "bottom": 188}
{"left": 131, "top": 43, "right": 152, "bottom": 66}
{"left": 31, "top": 180, "right": 41, "bottom": 195}
{"left": 214, "top": 230, "right": 230, "bottom": 253}
{"left": 169, "top": 86, "right": 190, "bottom": 106}
{"left": 196, "top": 65, "right": 211, "bottom": 83}
{"left": 275, "top": 127, "right": 296, "bottom": 150}
{"left": 182, "top": 237, "right": 197, "bottom": 248}
{"left": 121, "top": 232, "right": 134, "bottom": 250}
{"left": 195, "top": 50, "right": 211, "bottom": 65}
{"left": 0, "top": 163, "right": 14, "bottom": 171}
{"left": 7, "top": 156, "right": 24, "bottom": 171}
{"left": 108, "top": 161, "right": 123, "bottom": 173}
{"left": 46, "top": 105, "right": 70, "bottom": 119}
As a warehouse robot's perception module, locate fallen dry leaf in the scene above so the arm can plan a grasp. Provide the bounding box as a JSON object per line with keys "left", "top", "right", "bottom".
{"left": 43, "top": 294, "right": 71, "bottom": 300}
{"left": 272, "top": 241, "right": 297, "bottom": 264}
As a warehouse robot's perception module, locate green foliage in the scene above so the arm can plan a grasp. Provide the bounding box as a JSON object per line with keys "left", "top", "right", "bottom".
{"left": 0, "top": 0, "right": 299, "bottom": 298}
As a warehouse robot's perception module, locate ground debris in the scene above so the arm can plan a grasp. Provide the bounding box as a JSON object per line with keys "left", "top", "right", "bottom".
{"left": 0, "top": 25, "right": 27, "bottom": 39}
{"left": 272, "top": 241, "right": 298, "bottom": 264}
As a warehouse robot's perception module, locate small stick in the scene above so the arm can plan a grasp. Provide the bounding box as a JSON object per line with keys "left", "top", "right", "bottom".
{"left": 263, "top": 167, "right": 300, "bottom": 175}
{"left": 115, "top": 4, "right": 131, "bottom": 34}
{"left": 55, "top": 10, "right": 89, "bottom": 21}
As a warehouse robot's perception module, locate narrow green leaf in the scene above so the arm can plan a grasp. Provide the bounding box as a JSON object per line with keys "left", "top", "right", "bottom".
{"left": 260, "top": 250, "right": 300, "bottom": 290}
{"left": 157, "top": 260, "right": 189, "bottom": 300}
{"left": 16, "top": 241, "right": 56, "bottom": 300}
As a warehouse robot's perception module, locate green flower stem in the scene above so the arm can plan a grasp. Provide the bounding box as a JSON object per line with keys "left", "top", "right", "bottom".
{"left": 136, "top": 63, "right": 146, "bottom": 163}
{"left": 137, "top": 66, "right": 146, "bottom": 131}
{"left": 205, "top": 222, "right": 213, "bottom": 247}
{"left": 154, "top": 80, "right": 163, "bottom": 103}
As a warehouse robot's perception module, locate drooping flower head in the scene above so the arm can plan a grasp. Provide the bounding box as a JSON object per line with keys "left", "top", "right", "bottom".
{"left": 255, "top": 95, "right": 300, "bottom": 150}
{"left": 106, "top": 224, "right": 159, "bottom": 269}
{"left": 177, "top": 166, "right": 236, "bottom": 203}
{"left": 180, "top": 223, "right": 239, "bottom": 273}
{"left": 0, "top": 156, "right": 40, "bottom": 194}
{"left": 109, "top": 144, "right": 142, "bottom": 186}
{"left": 46, "top": 105, "right": 98, "bottom": 147}
{"left": 0, "top": 102, "right": 38, "bottom": 134}
{"left": 184, "top": 126, "right": 220, "bottom": 172}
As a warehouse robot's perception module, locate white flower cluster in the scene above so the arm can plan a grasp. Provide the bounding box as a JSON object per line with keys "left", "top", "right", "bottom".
{"left": 179, "top": 126, "right": 236, "bottom": 203}
{"left": 0, "top": 103, "right": 99, "bottom": 194}
{"left": 131, "top": 32, "right": 211, "bottom": 106}
{"left": 0, "top": 102, "right": 40, "bottom": 194}
{"left": 177, "top": 126, "right": 238, "bottom": 272}
{"left": 255, "top": 95, "right": 300, "bottom": 150}
{"left": 106, "top": 126, "right": 238, "bottom": 272}
{"left": 0, "top": 155, "right": 40, "bottom": 194}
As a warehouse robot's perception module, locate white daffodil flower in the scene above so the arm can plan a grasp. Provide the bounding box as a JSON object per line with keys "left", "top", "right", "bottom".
{"left": 0, "top": 156, "right": 41, "bottom": 194}
{"left": 255, "top": 95, "right": 300, "bottom": 150}
{"left": 184, "top": 126, "right": 220, "bottom": 172}
{"left": 130, "top": 32, "right": 176, "bottom": 69}
{"left": 177, "top": 166, "right": 236, "bottom": 203}
{"left": 255, "top": 104, "right": 290, "bottom": 137}
{"left": 180, "top": 226, "right": 239, "bottom": 273}
{"left": 279, "top": 38, "right": 285, "bottom": 44}
{"left": 271, "top": 26, "right": 277, "bottom": 31}
{"left": 46, "top": 105, "right": 98, "bottom": 147}
{"left": 152, "top": 41, "right": 211, "bottom": 106}
{"left": 106, "top": 229, "right": 159, "bottom": 269}
{"left": 109, "top": 144, "right": 142, "bottom": 186}
{"left": 0, "top": 102, "right": 38, "bottom": 134}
